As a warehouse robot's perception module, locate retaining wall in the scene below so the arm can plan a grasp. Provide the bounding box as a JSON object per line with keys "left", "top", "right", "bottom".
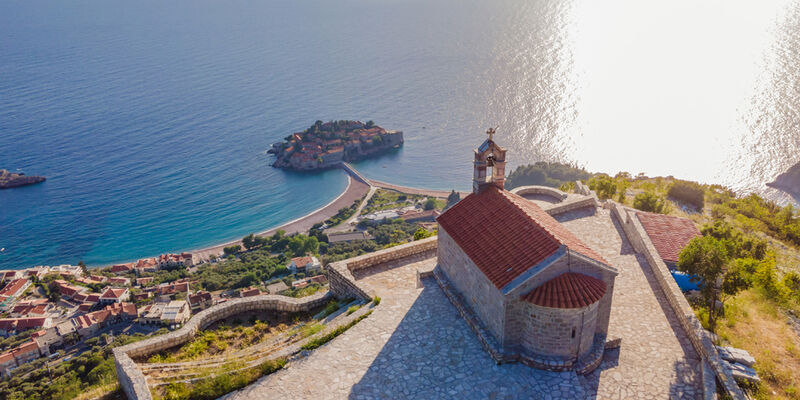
{"left": 327, "top": 237, "right": 438, "bottom": 301}
{"left": 607, "top": 201, "right": 744, "bottom": 400}
{"left": 114, "top": 292, "right": 329, "bottom": 400}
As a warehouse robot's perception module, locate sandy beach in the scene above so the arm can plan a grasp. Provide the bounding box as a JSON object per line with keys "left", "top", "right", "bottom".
{"left": 191, "top": 172, "right": 370, "bottom": 262}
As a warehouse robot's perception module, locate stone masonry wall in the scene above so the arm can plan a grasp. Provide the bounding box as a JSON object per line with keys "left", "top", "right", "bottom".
{"left": 607, "top": 201, "right": 745, "bottom": 400}
{"left": 504, "top": 251, "right": 616, "bottom": 343}
{"left": 114, "top": 292, "right": 330, "bottom": 400}
{"left": 437, "top": 228, "right": 507, "bottom": 344}
{"left": 520, "top": 301, "right": 599, "bottom": 359}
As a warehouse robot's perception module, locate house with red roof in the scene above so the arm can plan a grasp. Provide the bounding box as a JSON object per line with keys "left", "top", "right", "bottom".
{"left": 136, "top": 277, "right": 154, "bottom": 287}
{"left": 188, "top": 291, "right": 213, "bottom": 311}
{"left": 99, "top": 287, "right": 130, "bottom": 304}
{"left": 435, "top": 135, "right": 617, "bottom": 371}
{"left": 635, "top": 212, "right": 701, "bottom": 270}
{"left": 109, "top": 277, "right": 131, "bottom": 286}
{"left": 0, "top": 278, "right": 31, "bottom": 300}
{"left": 154, "top": 281, "right": 189, "bottom": 297}
{"left": 110, "top": 263, "right": 135, "bottom": 274}
{"left": 289, "top": 256, "right": 321, "bottom": 274}
{"left": 10, "top": 299, "right": 52, "bottom": 318}
{"left": 0, "top": 338, "right": 45, "bottom": 377}
{"left": 240, "top": 287, "right": 261, "bottom": 297}
{"left": 0, "top": 317, "right": 53, "bottom": 337}
{"left": 135, "top": 257, "right": 159, "bottom": 272}
{"left": 0, "top": 270, "right": 23, "bottom": 282}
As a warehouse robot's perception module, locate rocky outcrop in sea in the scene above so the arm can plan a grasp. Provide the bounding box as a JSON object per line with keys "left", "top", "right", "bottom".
{"left": 0, "top": 169, "right": 46, "bottom": 189}
{"left": 767, "top": 162, "right": 800, "bottom": 198}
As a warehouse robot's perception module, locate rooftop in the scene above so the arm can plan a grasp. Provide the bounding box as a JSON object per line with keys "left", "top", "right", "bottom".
{"left": 437, "top": 186, "right": 607, "bottom": 289}
{"left": 522, "top": 272, "right": 607, "bottom": 309}
{"left": 635, "top": 212, "right": 701, "bottom": 263}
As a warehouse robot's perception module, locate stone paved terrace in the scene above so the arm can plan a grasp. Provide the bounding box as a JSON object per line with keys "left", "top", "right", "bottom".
{"left": 227, "top": 207, "right": 702, "bottom": 400}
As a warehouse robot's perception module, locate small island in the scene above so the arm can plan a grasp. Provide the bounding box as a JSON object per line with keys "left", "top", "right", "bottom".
{"left": 269, "top": 120, "right": 403, "bottom": 170}
{"left": 767, "top": 161, "right": 800, "bottom": 198}
{"left": 0, "top": 169, "right": 46, "bottom": 189}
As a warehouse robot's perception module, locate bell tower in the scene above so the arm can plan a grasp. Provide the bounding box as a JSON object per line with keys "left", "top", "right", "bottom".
{"left": 473, "top": 127, "right": 507, "bottom": 194}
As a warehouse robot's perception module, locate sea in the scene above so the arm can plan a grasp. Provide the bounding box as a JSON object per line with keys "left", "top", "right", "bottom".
{"left": 1, "top": 0, "right": 799, "bottom": 269}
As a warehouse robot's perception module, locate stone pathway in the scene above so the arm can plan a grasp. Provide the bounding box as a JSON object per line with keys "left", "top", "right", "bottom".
{"left": 556, "top": 207, "right": 702, "bottom": 399}
{"left": 227, "top": 206, "right": 702, "bottom": 400}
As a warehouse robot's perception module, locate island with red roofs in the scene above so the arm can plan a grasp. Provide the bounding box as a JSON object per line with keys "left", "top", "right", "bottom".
{"left": 269, "top": 120, "right": 403, "bottom": 170}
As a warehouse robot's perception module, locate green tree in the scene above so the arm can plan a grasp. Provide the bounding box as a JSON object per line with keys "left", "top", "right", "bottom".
{"left": 667, "top": 181, "right": 705, "bottom": 210}
{"left": 677, "top": 235, "right": 733, "bottom": 331}
{"left": 445, "top": 190, "right": 460, "bottom": 209}
{"left": 632, "top": 191, "right": 669, "bottom": 214}
{"left": 424, "top": 198, "right": 437, "bottom": 210}
{"left": 242, "top": 234, "right": 258, "bottom": 251}
{"left": 78, "top": 261, "right": 88, "bottom": 276}
{"left": 413, "top": 228, "right": 434, "bottom": 240}
{"left": 587, "top": 175, "right": 617, "bottom": 200}
{"left": 223, "top": 245, "right": 241, "bottom": 256}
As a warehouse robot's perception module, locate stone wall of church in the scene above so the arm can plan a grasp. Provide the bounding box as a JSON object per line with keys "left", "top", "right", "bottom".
{"left": 503, "top": 251, "right": 615, "bottom": 350}
{"left": 518, "top": 301, "right": 599, "bottom": 359}
{"left": 437, "top": 228, "right": 507, "bottom": 343}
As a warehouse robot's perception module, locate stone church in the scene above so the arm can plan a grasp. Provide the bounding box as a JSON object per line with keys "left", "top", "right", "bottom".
{"left": 436, "top": 130, "right": 617, "bottom": 370}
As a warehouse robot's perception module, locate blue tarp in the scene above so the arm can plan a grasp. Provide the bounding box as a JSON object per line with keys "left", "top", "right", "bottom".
{"left": 671, "top": 271, "right": 701, "bottom": 291}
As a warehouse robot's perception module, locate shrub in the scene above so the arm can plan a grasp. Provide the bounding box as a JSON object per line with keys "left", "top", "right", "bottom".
{"left": 667, "top": 181, "right": 705, "bottom": 210}
{"left": 587, "top": 175, "right": 617, "bottom": 200}
{"left": 372, "top": 296, "right": 381, "bottom": 306}
{"left": 223, "top": 245, "right": 241, "bottom": 256}
{"left": 633, "top": 191, "right": 669, "bottom": 214}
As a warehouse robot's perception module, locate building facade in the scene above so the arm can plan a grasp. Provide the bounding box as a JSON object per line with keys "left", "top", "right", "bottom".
{"left": 436, "top": 132, "right": 617, "bottom": 369}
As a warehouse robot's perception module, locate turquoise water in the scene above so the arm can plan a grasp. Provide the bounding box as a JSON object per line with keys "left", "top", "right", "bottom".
{"left": 2, "top": 0, "right": 799, "bottom": 269}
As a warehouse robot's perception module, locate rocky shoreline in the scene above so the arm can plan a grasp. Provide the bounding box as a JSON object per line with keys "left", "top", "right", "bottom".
{"left": 0, "top": 169, "right": 46, "bottom": 189}
{"left": 767, "top": 161, "right": 800, "bottom": 198}
{"left": 270, "top": 120, "right": 403, "bottom": 171}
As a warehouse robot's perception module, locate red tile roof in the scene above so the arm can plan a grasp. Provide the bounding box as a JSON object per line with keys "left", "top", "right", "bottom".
{"left": 522, "top": 272, "right": 606, "bottom": 309}
{"left": 0, "top": 352, "right": 14, "bottom": 364}
{"left": 110, "top": 263, "right": 134, "bottom": 273}
{"left": 635, "top": 212, "right": 701, "bottom": 263}
{"left": 291, "top": 256, "right": 313, "bottom": 267}
{"left": 0, "top": 279, "right": 29, "bottom": 297}
{"left": 101, "top": 287, "right": 127, "bottom": 299}
{"left": 241, "top": 288, "right": 260, "bottom": 297}
{"left": 437, "top": 186, "right": 607, "bottom": 289}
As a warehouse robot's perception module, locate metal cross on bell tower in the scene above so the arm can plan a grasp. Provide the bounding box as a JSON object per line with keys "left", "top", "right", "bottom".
{"left": 486, "top": 127, "right": 497, "bottom": 142}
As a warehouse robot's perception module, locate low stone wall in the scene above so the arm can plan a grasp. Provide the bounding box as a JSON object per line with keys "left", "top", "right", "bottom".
{"left": 510, "top": 185, "right": 569, "bottom": 201}
{"left": 348, "top": 237, "right": 437, "bottom": 271}
{"left": 544, "top": 196, "right": 597, "bottom": 216}
{"left": 114, "top": 292, "right": 330, "bottom": 400}
{"left": 607, "top": 201, "right": 744, "bottom": 400}
{"left": 327, "top": 237, "right": 437, "bottom": 301}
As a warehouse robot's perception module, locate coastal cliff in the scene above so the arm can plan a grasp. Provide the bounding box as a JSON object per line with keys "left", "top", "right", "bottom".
{"left": 0, "top": 169, "right": 46, "bottom": 189}
{"left": 270, "top": 120, "right": 403, "bottom": 170}
{"left": 767, "top": 161, "right": 800, "bottom": 198}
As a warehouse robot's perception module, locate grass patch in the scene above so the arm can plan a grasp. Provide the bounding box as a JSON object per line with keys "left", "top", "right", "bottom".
{"left": 716, "top": 289, "right": 800, "bottom": 399}
{"left": 301, "top": 310, "right": 373, "bottom": 351}
{"left": 372, "top": 296, "right": 381, "bottom": 306}
{"left": 319, "top": 300, "right": 340, "bottom": 319}
{"left": 299, "top": 323, "right": 324, "bottom": 338}
{"left": 158, "top": 357, "right": 286, "bottom": 400}
{"left": 346, "top": 304, "right": 362, "bottom": 315}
